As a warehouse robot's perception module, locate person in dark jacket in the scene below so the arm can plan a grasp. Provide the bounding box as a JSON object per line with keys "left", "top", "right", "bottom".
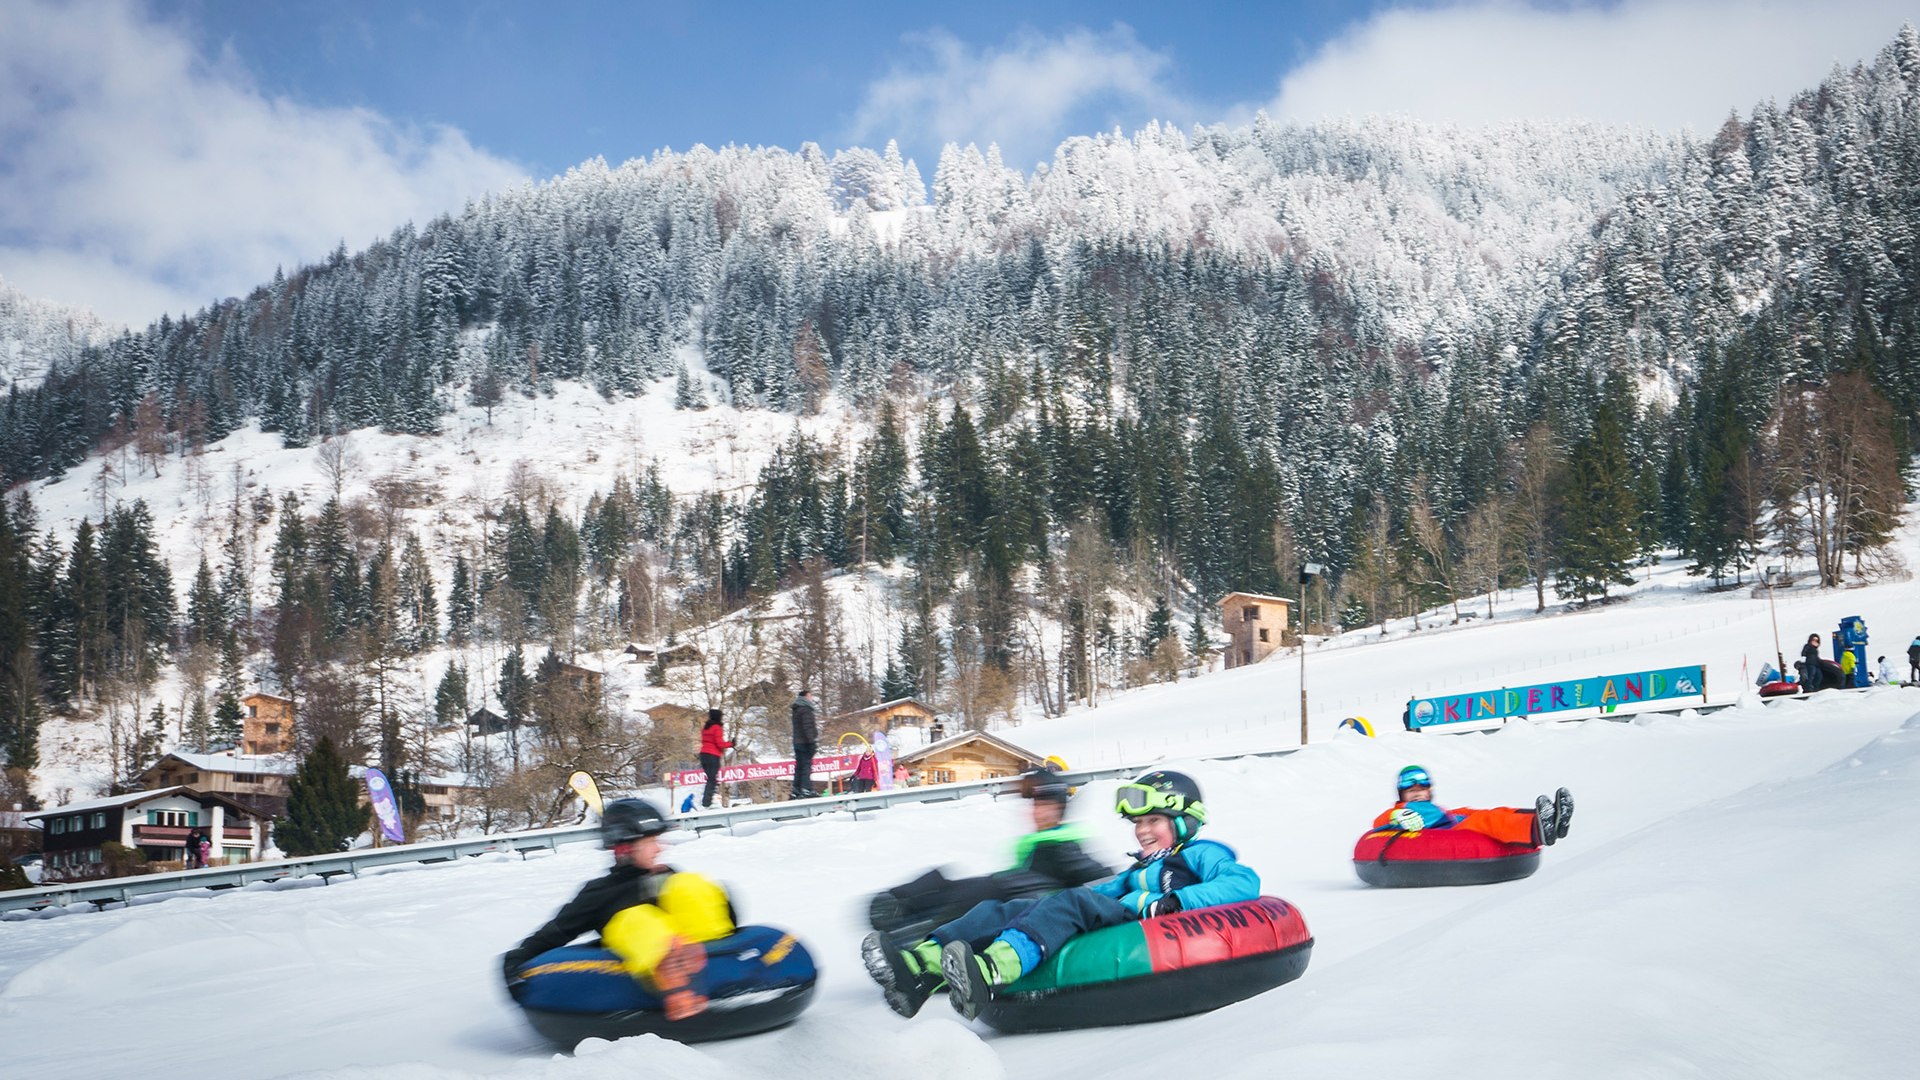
{"left": 1801, "top": 634, "right": 1826, "bottom": 691}
{"left": 1908, "top": 635, "right": 1920, "bottom": 684}
{"left": 698, "top": 710, "right": 732, "bottom": 809}
{"left": 184, "top": 830, "right": 203, "bottom": 868}
{"left": 867, "top": 767, "right": 1112, "bottom": 935}
{"left": 790, "top": 689, "right": 818, "bottom": 798}
{"left": 502, "top": 798, "right": 735, "bottom": 1021}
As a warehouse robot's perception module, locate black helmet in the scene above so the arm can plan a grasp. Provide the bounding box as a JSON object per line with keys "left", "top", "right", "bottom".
{"left": 600, "top": 798, "right": 672, "bottom": 846}
{"left": 1017, "top": 767, "right": 1070, "bottom": 804}
{"left": 1114, "top": 770, "right": 1206, "bottom": 840}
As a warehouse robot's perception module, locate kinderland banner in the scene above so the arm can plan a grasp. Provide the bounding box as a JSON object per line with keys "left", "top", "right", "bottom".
{"left": 1407, "top": 665, "right": 1706, "bottom": 731}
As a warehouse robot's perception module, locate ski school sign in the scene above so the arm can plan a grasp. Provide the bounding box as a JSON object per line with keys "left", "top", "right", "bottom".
{"left": 1407, "top": 664, "right": 1706, "bottom": 731}
{"left": 667, "top": 754, "right": 861, "bottom": 789}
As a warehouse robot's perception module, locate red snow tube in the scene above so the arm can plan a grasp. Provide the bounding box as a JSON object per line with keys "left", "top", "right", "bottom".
{"left": 1759, "top": 681, "right": 1800, "bottom": 698}
{"left": 978, "top": 896, "right": 1314, "bottom": 1033}
{"left": 1352, "top": 828, "right": 1539, "bottom": 887}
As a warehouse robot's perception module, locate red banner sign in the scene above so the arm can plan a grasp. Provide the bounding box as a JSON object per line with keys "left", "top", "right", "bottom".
{"left": 668, "top": 754, "right": 861, "bottom": 789}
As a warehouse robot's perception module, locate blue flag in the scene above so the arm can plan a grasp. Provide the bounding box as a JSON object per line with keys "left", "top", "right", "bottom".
{"left": 364, "top": 767, "right": 406, "bottom": 844}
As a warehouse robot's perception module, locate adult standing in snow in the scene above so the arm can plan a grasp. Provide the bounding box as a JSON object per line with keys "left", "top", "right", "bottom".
{"left": 698, "top": 710, "right": 732, "bottom": 809}
{"left": 1908, "top": 635, "right": 1920, "bottom": 684}
{"left": 1801, "top": 633, "right": 1826, "bottom": 691}
{"left": 790, "top": 689, "right": 818, "bottom": 799}
{"left": 184, "top": 829, "right": 203, "bottom": 868}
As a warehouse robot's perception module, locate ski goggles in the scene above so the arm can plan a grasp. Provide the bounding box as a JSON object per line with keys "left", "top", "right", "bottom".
{"left": 1396, "top": 767, "right": 1433, "bottom": 791}
{"left": 1114, "top": 783, "right": 1197, "bottom": 819}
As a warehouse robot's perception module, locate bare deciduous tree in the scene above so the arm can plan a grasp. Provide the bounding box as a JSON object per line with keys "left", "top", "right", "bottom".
{"left": 1769, "top": 372, "right": 1906, "bottom": 586}
{"left": 1510, "top": 423, "right": 1563, "bottom": 612}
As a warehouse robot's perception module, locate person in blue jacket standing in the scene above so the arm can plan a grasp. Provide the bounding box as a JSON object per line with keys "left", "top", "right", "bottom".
{"left": 864, "top": 769, "right": 1259, "bottom": 1020}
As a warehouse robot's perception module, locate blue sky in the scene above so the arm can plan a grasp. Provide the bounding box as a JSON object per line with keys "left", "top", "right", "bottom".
{"left": 163, "top": 1, "right": 1379, "bottom": 179}
{"left": 0, "top": 0, "right": 1913, "bottom": 325}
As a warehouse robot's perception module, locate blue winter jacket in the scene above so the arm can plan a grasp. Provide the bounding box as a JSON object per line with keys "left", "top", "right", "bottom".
{"left": 1388, "top": 800, "right": 1464, "bottom": 829}
{"left": 1088, "top": 838, "right": 1260, "bottom": 917}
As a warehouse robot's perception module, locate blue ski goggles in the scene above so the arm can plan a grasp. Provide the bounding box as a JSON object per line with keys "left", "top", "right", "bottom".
{"left": 1397, "top": 767, "right": 1432, "bottom": 791}
{"left": 1114, "top": 783, "right": 1199, "bottom": 820}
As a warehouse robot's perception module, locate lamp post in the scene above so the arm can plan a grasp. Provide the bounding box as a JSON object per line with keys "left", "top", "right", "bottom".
{"left": 1762, "top": 564, "right": 1785, "bottom": 677}
{"left": 1299, "top": 563, "right": 1322, "bottom": 746}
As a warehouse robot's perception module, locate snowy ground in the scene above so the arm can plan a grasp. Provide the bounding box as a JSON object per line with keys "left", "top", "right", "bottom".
{"left": 4, "top": 591, "right": 1916, "bottom": 1077}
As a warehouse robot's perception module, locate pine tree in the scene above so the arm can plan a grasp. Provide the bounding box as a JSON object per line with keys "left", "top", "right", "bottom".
{"left": 1556, "top": 396, "right": 1639, "bottom": 602}
{"left": 274, "top": 735, "right": 367, "bottom": 855}
{"left": 1183, "top": 605, "right": 1214, "bottom": 674}
{"left": 1141, "top": 595, "right": 1175, "bottom": 658}
{"left": 213, "top": 630, "right": 245, "bottom": 748}
{"left": 187, "top": 557, "right": 223, "bottom": 647}
{"left": 183, "top": 693, "right": 212, "bottom": 754}
{"left": 433, "top": 664, "right": 468, "bottom": 730}
{"left": 446, "top": 555, "right": 475, "bottom": 644}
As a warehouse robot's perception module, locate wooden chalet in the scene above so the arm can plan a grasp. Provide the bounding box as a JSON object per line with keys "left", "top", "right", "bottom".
{"left": 832, "top": 697, "right": 939, "bottom": 732}
{"left": 893, "top": 730, "right": 1046, "bottom": 787}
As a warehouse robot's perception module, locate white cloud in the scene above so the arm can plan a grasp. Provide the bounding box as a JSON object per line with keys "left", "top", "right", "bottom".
{"left": 1268, "top": 1, "right": 1915, "bottom": 132}
{"left": 0, "top": 0, "right": 526, "bottom": 327}
{"left": 848, "top": 25, "right": 1191, "bottom": 171}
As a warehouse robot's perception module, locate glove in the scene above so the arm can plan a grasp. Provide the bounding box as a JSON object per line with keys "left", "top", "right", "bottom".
{"left": 1147, "top": 893, "right": 1183, "bottom": 918}
{"left": 1390, "top": 807, "right": 1426, "bottom": 832}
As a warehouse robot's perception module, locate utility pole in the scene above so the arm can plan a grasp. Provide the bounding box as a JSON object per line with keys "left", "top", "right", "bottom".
{"left": 1299, "top": 563, "right": 1322, "bottom": 746}
{"left": 1763, "top": 565, "right": 1786, "bottom": 676}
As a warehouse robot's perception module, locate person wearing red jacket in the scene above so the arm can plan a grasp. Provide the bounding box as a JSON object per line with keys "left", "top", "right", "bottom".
{"left": 698, "top": 710, "right": 733, "bottom": 809}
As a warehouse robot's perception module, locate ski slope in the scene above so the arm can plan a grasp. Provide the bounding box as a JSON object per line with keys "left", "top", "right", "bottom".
{"left": 5, "top": 559, "right": 1918, "bottom": 1077}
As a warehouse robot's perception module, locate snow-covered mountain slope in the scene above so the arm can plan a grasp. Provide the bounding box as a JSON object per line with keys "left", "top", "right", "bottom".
{"left": 2, "top": 664, "right": 1913, "bottom": 1078}
{"left": 0, "top": 276, "right": 118, "bottom": 394}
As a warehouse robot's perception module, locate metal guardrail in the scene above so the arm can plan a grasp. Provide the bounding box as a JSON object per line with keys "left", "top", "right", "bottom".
{"left": 3, "top": 754, "right": 1293, "bottom": 917}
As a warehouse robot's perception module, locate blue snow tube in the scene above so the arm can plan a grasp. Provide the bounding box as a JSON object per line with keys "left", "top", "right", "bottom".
{"left": 511, "top": 925, "right": 817, "bottom": 1048}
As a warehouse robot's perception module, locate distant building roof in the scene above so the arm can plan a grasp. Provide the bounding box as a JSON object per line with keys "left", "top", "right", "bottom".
{"left": 149, "top": 751, "right": 298, "bottom": 776}
{"left": 893, "top": 729, "right": 1046, "bottom": 768}
{"left": 24, "top": 786, "right": 262, "bottom": 822}
{"left": 836, "top": 697, "right": 937, "bottom": 717}
{"left": 1219, "top": 592, "right": 1292, "bottom": 606}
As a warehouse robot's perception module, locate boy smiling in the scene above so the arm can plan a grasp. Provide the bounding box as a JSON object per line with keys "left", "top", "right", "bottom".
{"left": 864, "top": 769, "right": 1260, "bottom": 1021}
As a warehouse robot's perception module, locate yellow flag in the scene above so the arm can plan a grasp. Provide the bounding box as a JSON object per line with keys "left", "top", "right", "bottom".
{"left": 568, "top": 770, "right": 604, "bottom": 815}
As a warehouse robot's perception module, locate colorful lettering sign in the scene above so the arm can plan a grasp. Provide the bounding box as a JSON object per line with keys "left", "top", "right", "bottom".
{"left": 1407, "top": 664, "right": 1706, "bottom": 731}
{"left": 668, "top": 753, "right": 862, "bottom": 789}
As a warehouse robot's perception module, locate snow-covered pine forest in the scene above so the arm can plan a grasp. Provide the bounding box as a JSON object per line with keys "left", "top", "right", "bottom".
{"left": 2, "top": 29, "right": 1919, "bottom": 827}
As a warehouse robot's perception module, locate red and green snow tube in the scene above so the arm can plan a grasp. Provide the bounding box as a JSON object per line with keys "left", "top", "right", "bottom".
{"left": 1352, "top": 828, "right": 1539, "bottom": 887}
{"left": 977, "top": 896, "right": 1313, "bottom": 1033}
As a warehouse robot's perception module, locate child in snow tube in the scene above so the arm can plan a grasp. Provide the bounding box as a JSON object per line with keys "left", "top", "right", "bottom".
{"left": 864, "top": 770, "right": 1287, "bottom": 1026}
{"left": 868, "top": 766, "right": 1112, "bottom": 936}
{"left": 1353, "top": 766, "right": 1573, "bottom": 887}
{"left": 509, "top": 928, "right": 817, "bottom": 1047}
{"left": 502, "top": 798, "right": 740, "bottom": 1023}
{"left": 1373, "top": 764, "right": 1572, "bottom": 847}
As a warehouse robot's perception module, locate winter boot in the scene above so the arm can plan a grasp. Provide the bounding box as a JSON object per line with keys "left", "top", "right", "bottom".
{"left": 941, "top": 939, "right": 1023, "bottom": 1022}
{"left": 862, "top": 932, "right": 943, "bottom": 1018}
{"left": 649, "top": 938, "right": 709, "bottom": 1021}
{"left": 1553, "top": 787, "right": 1575, "bottom": 840}
{"left": 1534, "top": 795, "right": 1556, "bottom": 846}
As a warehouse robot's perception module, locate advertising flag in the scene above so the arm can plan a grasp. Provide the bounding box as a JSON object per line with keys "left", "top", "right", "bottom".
{"left": 364, "top": 767, "right": 406, "bottom": 844}
{"left": 873, "top": 731, "right": 895, "bottom": 791}
{"left": 568, "top": 770, "right": 604, "bottom": 816}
